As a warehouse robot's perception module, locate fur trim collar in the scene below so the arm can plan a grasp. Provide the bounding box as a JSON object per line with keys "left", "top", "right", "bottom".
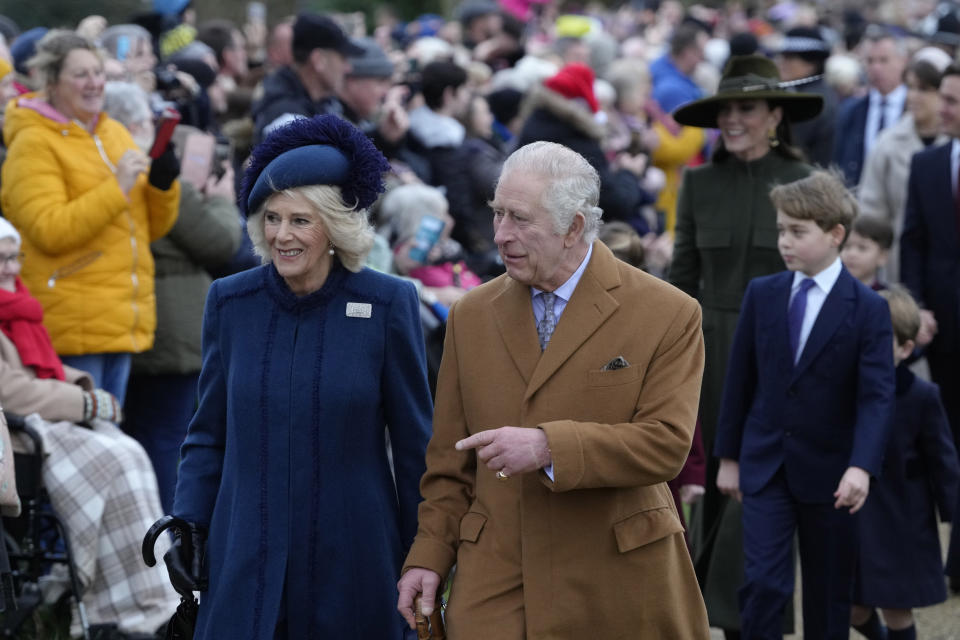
{"left": 519, "top": 85, "right": 605, "bottom": 140}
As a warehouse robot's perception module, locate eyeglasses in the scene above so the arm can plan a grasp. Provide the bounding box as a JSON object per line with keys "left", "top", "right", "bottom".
{"left": 0, "top": 253, "right": 23, "bottom": 266}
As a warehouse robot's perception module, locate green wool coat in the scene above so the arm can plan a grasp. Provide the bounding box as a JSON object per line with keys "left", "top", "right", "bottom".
{"left": 670, "top": 150, "right": 812, "bottom": 628}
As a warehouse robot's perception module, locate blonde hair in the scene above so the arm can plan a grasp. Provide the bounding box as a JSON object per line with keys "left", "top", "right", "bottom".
{"left": 247, "top": 184, "right": 375, "bottom": 272}
{"left": 769, "top": 169, "right": 857, "bottom": 236}
{"left": 28, "top": 30, "right": 104, "bottom": 90}
{"left": 878, "top": 285, "right": 921, "bottom": 346}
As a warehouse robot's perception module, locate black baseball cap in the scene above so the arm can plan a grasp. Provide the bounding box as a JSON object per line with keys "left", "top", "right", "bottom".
{"left": 293, "top": 13, "right": 364, "bottom": 57}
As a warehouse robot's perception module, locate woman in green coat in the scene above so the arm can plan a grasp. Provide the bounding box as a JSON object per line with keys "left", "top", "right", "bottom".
{"left": 668, "top": 55, "right": 823, "bottom": 636}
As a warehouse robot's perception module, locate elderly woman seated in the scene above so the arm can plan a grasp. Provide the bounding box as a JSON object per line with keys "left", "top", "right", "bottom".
{"left": 0, "top": 218, "right": 176, "bottom": 638}
{"left": 378, "top": 183, "right": 483, "bottom": 309}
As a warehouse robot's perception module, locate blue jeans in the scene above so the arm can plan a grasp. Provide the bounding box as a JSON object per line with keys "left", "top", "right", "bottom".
{"left": 123, "top": 373, "right": 198, "bottom": 514}
{"left": 59, "top": 352, "right": 132, "bottom": 403}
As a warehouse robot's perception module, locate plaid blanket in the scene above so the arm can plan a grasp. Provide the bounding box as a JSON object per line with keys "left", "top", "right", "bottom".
{"left": 20, "top": 415, "right": 178, "bottom": 635}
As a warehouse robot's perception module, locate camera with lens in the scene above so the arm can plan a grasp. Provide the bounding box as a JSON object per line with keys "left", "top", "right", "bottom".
{"left": 154, "top": 67, "right": 182, "bottom": 93}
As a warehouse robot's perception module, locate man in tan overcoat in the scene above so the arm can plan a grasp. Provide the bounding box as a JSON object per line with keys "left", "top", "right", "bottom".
{"left": 397, "top": 141, "right": 709, "bottom": 638}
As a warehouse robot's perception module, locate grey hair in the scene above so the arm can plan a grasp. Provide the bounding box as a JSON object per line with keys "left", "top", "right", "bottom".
{"left": 498, "top": 141, "right": 603, "bottom": 243}
{"left": 379, "top": 184, "right": 448, "bottom": 243}
{"left": 102, "top": 81, "right": 151, "bottom": 128}
{"left": 99, "top": 24, "right": 153, "bottom": 60}
{"left": 247, "top": 184, "right": 375, "bottom": 273}
{"left": 28, "top": 30, "right": 104, "bottom": 90}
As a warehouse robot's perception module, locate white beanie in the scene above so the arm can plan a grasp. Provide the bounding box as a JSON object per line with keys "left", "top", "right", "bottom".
{"left": 0, "top": 218, "right": 21, "bottom": 246}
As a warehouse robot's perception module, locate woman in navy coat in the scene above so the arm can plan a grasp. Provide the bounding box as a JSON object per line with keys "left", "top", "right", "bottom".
{"left": 852, "top": 287, "right": 960, "bottom": 639}
{"left": 161, "top": 115, "right": 433, "bottom": 638}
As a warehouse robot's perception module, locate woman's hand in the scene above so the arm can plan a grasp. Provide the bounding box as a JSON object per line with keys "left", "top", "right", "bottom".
{"left": 204, "top": 163, "right": 236, "bottom": 201}
{"left": 116, "top": 150, "right": 149, "bottom": 195}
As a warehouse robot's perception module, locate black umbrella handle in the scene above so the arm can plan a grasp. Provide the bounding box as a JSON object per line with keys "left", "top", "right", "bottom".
{"left": 143, "top": 515, "right": 194, "bottom": 567}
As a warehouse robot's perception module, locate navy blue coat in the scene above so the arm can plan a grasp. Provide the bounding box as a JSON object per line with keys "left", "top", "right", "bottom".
{"left": 714, "top": 268, "right": 895, "bottom": 501}
{"left": 901, "top": 142, "right": 960, "bottom": 354}
{"left": 854, "top": 366, "right": 960, "bottom": 608}
{"left": 173, "top": 263, "right": 433, "bottom": 639}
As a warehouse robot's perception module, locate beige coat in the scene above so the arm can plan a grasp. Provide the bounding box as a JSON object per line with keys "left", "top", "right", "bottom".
{"left": 403, "top": 242, "right": 709, "bottom": 638}
{"left": 0, "top": 331, "right": 92, "bottom": 423}
{"left": 858, "top": 113, "right": 948, "bottom": 282}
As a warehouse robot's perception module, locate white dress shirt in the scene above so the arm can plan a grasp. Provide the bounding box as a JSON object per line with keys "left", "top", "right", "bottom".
{"left": 790, "top": 256, "right": 843, "bottom": 363}
{"left": 529, "top": 242, "right": 593, "bottom": 480}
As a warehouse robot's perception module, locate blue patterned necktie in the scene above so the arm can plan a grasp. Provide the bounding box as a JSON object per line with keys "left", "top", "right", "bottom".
{"left": 538, "top": 292, "right": 557, "bottom": 351}
{"left": 788, "top": 278, "right": 816, "bottom": 362}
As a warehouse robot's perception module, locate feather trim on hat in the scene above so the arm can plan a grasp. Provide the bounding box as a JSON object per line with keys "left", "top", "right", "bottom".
{"left": 240, "top": 114, "right": 391, "bottom": 215}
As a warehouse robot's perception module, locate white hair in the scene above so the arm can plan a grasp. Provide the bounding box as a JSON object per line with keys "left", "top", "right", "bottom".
{"left": 247, "top": 184, "right": 375, "bottom": 272}
{"left": 102, "top": 81, "right": 151, "bottom": 128}
{"left": 825, "top": 54, "right": 862, "bottom": 93}
{"left": 379, "top": 184, "right": 448, "bottom": 244}
{"left": 499, "top": 141, "right": 603, "bottom": 244}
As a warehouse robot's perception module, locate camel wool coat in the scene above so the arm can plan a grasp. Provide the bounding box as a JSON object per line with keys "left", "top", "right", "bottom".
{"left": 403, "top": 242, "right": 709, "bottom": 638}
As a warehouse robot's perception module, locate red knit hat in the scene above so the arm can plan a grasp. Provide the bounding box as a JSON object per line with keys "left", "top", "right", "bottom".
{"left": 543, "top": 63, "right": 599, "bottom": 113}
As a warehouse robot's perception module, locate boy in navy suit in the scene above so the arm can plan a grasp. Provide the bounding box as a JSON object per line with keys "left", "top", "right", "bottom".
{"left": 715, "top": 170, "right": 896, "bottom": 639}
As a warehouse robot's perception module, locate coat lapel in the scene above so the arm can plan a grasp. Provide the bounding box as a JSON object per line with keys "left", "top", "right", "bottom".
{"left": 491, "top": 277, "right": 542, "bottom": 386}
{"left": 523, "top": 243, "right": 621, "bottom": 402}
{"left": 791, "top": 269, "right": 856, "bottom": 380}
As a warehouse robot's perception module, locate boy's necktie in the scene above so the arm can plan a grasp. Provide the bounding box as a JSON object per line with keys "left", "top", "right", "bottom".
{"left": 788, "top": 278, "right": 816, "bottom": 362}
{"left": 538, "top": 291, "right": 557, "bottom": 351}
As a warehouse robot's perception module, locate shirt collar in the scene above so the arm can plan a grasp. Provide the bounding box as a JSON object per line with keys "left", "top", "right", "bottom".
{"left": 792, "top": 255, "right": 843, "bottom": 294}
{"left": 869, "top": 84, "right": 906, "bottom": 106}
{"left": 532, "top": 242, "right": 593, "bottom": 302}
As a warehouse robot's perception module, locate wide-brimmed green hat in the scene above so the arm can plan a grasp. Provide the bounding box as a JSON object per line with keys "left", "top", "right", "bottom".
{"left": 673, "top": 55, "right": 824, "bottom": 128}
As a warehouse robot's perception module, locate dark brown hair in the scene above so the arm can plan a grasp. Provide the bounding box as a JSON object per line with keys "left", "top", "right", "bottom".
{"left": 851, "top": 215, "right": 893, "bottom": 250}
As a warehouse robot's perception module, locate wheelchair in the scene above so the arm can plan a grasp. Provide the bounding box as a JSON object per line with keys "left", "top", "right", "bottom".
{"left": 0, "top": 411, "right": 91, "bottom": 640}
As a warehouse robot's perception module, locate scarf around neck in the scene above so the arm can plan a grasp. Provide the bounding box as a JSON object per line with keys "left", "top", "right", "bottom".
{"left": 0, "top": 277, "right": 65, "bottom": 380}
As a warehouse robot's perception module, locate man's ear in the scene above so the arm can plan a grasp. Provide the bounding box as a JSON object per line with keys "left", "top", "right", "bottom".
{"left": 308, "top": 48, "right": 327, "bottom": 72}
{"left": 564, "top": 212, "right": 586, "bottom": 247}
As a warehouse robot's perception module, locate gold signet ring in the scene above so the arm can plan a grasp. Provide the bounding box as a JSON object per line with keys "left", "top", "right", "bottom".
{"left": 496, "top": 470, "right": 509, "bottom": 480}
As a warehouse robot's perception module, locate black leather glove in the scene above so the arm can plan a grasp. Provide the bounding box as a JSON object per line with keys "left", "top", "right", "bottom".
{"left": 162, "top": 520, "right": 207, "bottom": 595}
{"left": 148, "top": 144, "right": 180, "bottom": 191}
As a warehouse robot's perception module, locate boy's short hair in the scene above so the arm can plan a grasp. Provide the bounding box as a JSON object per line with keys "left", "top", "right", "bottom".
{"left": 769, "top": 169, "right": 858, "bottom": 236}
{"left": 850, "top": 215, "right": 894, "bottom": 250}
{"left": 879, "top": 285, "right": 921, "bottom": 345}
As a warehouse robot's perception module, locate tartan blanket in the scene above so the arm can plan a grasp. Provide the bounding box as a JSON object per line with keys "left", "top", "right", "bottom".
{"left": 20, "top": 415, "right": 179, "bottom": 635}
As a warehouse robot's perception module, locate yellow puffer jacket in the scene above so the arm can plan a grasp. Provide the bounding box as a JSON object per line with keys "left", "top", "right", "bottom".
{"left": 0, "top": 94, "right": 179, "bottom": 355}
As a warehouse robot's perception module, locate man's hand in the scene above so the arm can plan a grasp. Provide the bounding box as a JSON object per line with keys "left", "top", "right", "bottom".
{"left": 834, "top": 466, "right": 870, "bottom": 513}
{"left": 716, "top": 458, "right": 742, "bottom": 502}
{"left": 917, "top": 309, "right": 938, "bottom": 347}
{"left": 455, "top": 427, "right": 552, "bottom": 478}
{"left": 397, "top": 568, "right": 441, "bottom": 630}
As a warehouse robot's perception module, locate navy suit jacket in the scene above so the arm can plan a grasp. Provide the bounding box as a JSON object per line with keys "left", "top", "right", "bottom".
{"left": 833, "top": 95, "right": 868, "bottom": 185}
{"left": 833, "top": 93, "right": 907, "bottom": 186}
{"left": 901, "top": 141, "right": 960, "bottom": 353}
{"left": 714, "top": 267, "right": 896, "bottom": 502}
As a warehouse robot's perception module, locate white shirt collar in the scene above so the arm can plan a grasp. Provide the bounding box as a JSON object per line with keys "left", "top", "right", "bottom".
{"left": 792, "top": 255, "right": 843, "bottom": 294}
{"left": 532, "top": 242, "right": 593, "bottom": 302}
{"left": 869, "top": 84, "right": 906, "bottom": 107}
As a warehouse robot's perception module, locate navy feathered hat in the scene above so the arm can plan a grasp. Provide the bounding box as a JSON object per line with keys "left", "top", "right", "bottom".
{"left": 240, "top": 115, "right": 391, "bottom": 217}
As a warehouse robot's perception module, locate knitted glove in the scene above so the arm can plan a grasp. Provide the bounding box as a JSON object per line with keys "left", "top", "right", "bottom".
{"left": 148, "top": 144, "right": 180, "bottom": 191}
{"left": 82, "top": 389, "right": 122, "bottom": 423}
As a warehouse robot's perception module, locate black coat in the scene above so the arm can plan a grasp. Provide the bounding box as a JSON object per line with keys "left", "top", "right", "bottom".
{"left": 251, "top": 67, "right": 342, "bottom": 144}
{"left": 854, "top": 366, "right": 960, "bottom": 608}
{"left": 515, "top": 86, "right": 652, "bottom": 224}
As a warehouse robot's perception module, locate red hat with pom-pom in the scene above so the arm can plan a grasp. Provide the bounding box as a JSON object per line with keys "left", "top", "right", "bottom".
{"left": 543, "top": 63, "right": 599, "bottom": 113}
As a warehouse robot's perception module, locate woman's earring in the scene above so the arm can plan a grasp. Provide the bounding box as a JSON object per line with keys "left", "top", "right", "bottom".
{"left": 328, "top": 244, "right": 335, "bottom": 255}
{"left": 768, "top": 127, "right": 780, "bottom": 147}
